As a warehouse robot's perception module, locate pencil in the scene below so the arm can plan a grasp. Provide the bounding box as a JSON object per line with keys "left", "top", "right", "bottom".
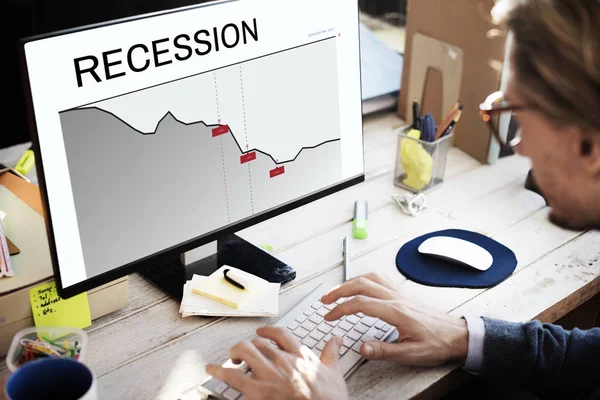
{"left": 435, "top": 101, "right": 460, "bottom": 141}
{"left": 440, "top": 106, "right": 463, "bottom": 138}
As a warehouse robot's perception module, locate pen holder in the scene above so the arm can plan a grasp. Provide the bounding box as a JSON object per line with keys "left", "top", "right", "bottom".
{"left": 394, "top": 128, "right": 453, "bottom": 193}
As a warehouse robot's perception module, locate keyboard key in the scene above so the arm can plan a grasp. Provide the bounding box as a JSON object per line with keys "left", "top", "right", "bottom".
{"left": 317, "top": 323, "right": 332, "bottom": 334}
{"left": 293, "top": 327, "right": 310, "bottom": 339}
{"left": 323, "top": 333, "right": 333, "bottom": 343}
{"left": 351, "top": 341, "right": 363, "bottom": 353}
{"left": 375, "top": 321, "right": 385, "bottom": 329}
{"left": 316, "top": 341, "right": 326, "bottom": 351}
{"left": 342, "top": 337, "right": 355, "bottom": 348}
{"left": 360, "top": 316, "right": 377, "bottom": 327}
{"left": 313, "top": 348, "right": 322, "bottom": 358}
{"left": 381, "top": 324, "right": 392, "bottom": 332}
{"left": 347, "top": 330, "right": 362, "bottom": 341}
{"left": 338, "top": 321, "right": 354, "bottom": 331}
{"left": 296, "top": 314, "right": 308, "bottom": 323}
{"left": 311, "top": 301, "right": 322, "bottom": 309}
{"left": 215, "top": 382, "right": 230, "bottom": 394}
{"left": 316, "top": 308, "right": 329, "bottom": 317}
{"left": 345, "top": 315, "right": 361, "bottom": 325}
{"left": 361, "top": 327, "right": 379, "bottom": 342}
{"left": 223, "top": 387, "right": 241, "bottom": 400}
{"left": 310, "top": 330, "right": 325, "bottom": 341}
{"left": 356, "top": 312, "right": 365, "bottom": 318}
{"left": 309, "top": 314, "right": 324, "bottom": 325}
{"left": 301, "top": 337, "right": 318, "bottom": 348}
{"left": 301, "top": 321, "right": 316, "bottom": 332}
{"left": 324, "top": 319, "right": 340, "bottom": 327}
{"left": 354, "top": 324, "right": 368, "bottom": 334}
{"left": 375, "top": 331, "right": 385, "bottom": 340}
{"left": 336, "top": 297, "right": 346, "bottom": 305}
{"left": 287, "top": 322, "right": 299, "bottom": 331}
{"left": 323, "top": 303, "right": 336, "bottom": 310}
{"left": 304, "top": 308, "right": 315, "bottom": 316}
{"left": 331, "top": 328, "right": 345, "bottom": 337}
{"left": 339, "top": 346, "right": 349, "bottom": 356}
{"left": 339, "top": 349, "right": 362, "bottom": 373}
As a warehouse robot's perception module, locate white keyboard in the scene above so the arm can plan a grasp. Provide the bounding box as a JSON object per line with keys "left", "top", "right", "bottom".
{"left": 198, "top": 283, "right": 398, "bottom": 400}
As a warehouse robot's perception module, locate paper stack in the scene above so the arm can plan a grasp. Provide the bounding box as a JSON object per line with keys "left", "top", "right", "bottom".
{"left": 179, "top": 265, "right": 280, "bottom": 317}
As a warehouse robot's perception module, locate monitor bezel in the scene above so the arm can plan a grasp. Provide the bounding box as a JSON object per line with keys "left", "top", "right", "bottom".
{"left": 18, "top": 0, "right": 365, "bottom": 299}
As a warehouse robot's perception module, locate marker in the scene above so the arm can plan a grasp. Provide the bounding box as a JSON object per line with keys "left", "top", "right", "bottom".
{"left": 353, "top": 200, "right": 368, "bottom": 239}
{"left": 15, "top": 145, "right": 35, "bottom": 176}
{"left": 223, "top": 268, "right": 249, "bottom": 290}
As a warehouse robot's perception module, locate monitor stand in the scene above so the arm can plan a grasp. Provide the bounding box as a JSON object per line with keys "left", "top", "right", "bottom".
{"left": 139, "top": 234, "right": 296, "bottom": 302}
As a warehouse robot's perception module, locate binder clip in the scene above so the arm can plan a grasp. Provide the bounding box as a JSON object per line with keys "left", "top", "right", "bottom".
{"left": 392, "top": 193, "right": 428, "bottom": 217}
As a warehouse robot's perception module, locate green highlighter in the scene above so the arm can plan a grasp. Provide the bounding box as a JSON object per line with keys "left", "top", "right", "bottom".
{"left": 353, "top": 200, "right": 368, "bottom": 239}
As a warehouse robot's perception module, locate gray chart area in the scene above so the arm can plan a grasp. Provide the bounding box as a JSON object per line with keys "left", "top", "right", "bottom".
{"left": 59, "top": 108, "right": 342, "bottom": 279}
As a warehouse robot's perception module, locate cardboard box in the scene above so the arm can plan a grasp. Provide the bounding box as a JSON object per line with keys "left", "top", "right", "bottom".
{"left": 0, "top": 169, "right": 128, "bottom": 355}
{"left": 398, "top": 0, "right": 508, "bottom": 163}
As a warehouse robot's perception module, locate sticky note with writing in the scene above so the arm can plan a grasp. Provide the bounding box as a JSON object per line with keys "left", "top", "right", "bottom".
{"left": 29, "top": 281, "right": 92, "bottom": 329}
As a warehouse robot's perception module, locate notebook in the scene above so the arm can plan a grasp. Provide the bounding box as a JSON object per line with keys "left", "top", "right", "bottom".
{"left": 179, "top": 266, "right": 280, "bottom": 317}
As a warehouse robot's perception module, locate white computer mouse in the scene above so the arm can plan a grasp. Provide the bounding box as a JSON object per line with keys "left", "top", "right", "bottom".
{"left": 418, "top": 236, "right": 493, "bottom": 271}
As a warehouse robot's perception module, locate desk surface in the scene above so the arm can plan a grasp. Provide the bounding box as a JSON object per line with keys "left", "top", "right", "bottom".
{"left": 1, "top": 111, "right": 599, "bottom": 399}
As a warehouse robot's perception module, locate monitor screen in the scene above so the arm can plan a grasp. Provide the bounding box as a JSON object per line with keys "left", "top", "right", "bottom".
{"left": 20, "top": 0, "right": 364, "bottom": 297}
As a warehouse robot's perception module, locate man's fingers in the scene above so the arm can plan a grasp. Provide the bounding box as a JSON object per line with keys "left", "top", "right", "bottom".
{"left": 360, "top": 341, "right": 403, "bottom": 361}
{"left": 320, "top": 335, "right": 342, "bottom": 369}
{"left": 256, "top": 326, "right": 302, "bottom": 356}
{"left": 206, "top": 364, "right": 256, "bottom": 394}
{"left": 321, "top": 277, "right": 396, "bottom": 305}
{"left": 324, "top": 296, "right": 399, "bottom": 324}
{"left": 351, "top": 272, "right": 397, "bottom": 291}
{"left": 229, "top": 340, "right": 280, "bottom": 379}
{"left": 252, "top": 338, "right": 294, "bottom": 372}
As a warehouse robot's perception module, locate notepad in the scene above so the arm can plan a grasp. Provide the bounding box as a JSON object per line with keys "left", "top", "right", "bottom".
{"left": 180, "top": 266, "right": 280, "bottom": 317}
{"left": 191, "top": 266, "right": 261, "bottom": 308}
{"left": 29, "top": 281, "right": 92, "bottom": 329}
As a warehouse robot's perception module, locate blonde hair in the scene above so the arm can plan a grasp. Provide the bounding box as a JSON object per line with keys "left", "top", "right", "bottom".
{"left": 492, "top": 0, "right": 600, "bottom": 135}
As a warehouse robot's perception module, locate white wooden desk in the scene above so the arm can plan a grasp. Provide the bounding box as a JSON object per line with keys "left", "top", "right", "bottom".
{"left": 1, "top": 111, "right": 599, "bottom": 399}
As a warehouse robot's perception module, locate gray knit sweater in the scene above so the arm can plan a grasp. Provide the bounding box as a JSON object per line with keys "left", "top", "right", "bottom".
{"left": 481, "top": 317, "right": 600, "bottom": 399}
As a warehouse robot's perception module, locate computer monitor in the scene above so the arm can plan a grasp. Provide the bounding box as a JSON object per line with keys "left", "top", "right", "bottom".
{"left": 19, "top": 0, "right": 364, "bottom": 299}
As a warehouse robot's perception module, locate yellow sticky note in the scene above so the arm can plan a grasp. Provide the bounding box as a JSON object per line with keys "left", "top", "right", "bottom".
{"left": 29, "top": 281, "right": 92, "bottom": 329}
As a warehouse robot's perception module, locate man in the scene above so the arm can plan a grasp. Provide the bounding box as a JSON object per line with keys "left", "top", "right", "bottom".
{"left": 206, "top": 0, "right": 600, "bottom": 398}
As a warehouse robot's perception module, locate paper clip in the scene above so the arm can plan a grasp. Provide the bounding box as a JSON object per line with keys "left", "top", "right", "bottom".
{"left": 392, "top": 193, "right": 429, "bottom": 217}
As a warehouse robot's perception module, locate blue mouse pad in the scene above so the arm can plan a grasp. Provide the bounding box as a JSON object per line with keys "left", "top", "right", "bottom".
{"left": 395, "top": 229, "right": 518, "bottom": 288}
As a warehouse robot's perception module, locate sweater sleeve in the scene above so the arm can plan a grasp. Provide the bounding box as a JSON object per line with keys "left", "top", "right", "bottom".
{"left": 480, "top": 317, "right": 600, "bottom": 398}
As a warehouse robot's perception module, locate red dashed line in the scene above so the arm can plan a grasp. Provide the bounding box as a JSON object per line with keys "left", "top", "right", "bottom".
{"left": 239, "top": 65, "right": 254, "bottom": 214}
{"left": 214, "top": 72, "right": 230, "bottom": 222}
{"left": 219, "top": 137, "right": 231, "bottom": 222}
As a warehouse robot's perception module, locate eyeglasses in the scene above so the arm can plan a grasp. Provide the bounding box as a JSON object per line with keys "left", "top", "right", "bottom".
{"left": 479, "top": 91, "right": 526, "bottom": 149}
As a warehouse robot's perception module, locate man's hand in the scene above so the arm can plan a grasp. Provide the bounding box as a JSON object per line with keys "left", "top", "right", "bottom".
{"left": 206, "top": 326, "right": 348, "bottom": 400}
{"left": 321, "top": 273, "right": 468, "bottom": 367}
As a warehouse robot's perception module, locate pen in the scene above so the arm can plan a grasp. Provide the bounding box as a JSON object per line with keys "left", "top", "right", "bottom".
{"left": 342, "top": 236, "right": 349, "bottom": 281}
{"left": 412, "top": 98, "right": 420, "bottom": 130}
